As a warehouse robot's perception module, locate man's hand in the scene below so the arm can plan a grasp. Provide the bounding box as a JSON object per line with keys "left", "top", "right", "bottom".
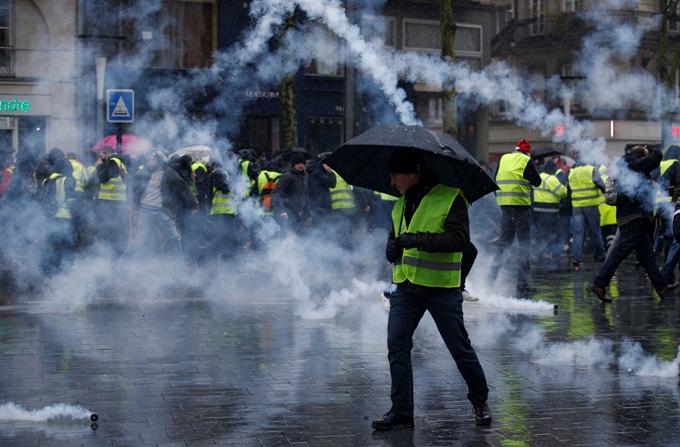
{"left": 396, "top": 233, "right": 419, "bottom": 249}
{"left": 386, "top": 237, "right": 401, "bottom": 263}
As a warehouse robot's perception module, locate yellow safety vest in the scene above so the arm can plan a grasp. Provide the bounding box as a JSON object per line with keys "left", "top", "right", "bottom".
{"left": 598, "top": 165, "right": 617, "bottom": 226}
{"left": 210, "top": 187, "right": 236, "bottom": 215}
{"left": 532, "top": 172, "right": 567, "bottom": 212}
{"left": 191, "top": 162, "right": 207, "bottom": 197}
{"left": 655, "top": 159, "right": 677, "bottom": 207}
{"left": 330, "top": 171, "right": 356, "bottom": 210}
{"left": 47, "top": 173, "right": 72, "bottom": 219}
{"left": 392, "top": 185, "right": 462, "bottom": 288}
{"left": 97, "top": 157, "right": 127, "bottom": 201}
{"left": 569, "top": 165, "right": 600, "bottom": 207}
{"left": 375, "top": 191, "right": 399, "bottom": 202}
{"left": 69, "top": 159, "right": 88, "bottom": 193}
{"left": 240, "top": 160, "right": 255, "bottom": 196}
{"left": 495, "top": 152, "right": 532, "bottom": 206}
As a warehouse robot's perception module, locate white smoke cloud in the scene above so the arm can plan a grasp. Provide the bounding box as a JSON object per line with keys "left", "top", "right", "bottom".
{"left": 0, "top": 403, "right": 91, "bottom": 422}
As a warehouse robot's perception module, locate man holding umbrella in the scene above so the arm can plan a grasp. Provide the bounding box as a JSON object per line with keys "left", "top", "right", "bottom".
{"left": 372, "top": 150, "right": 491, "bottom": 430}
{"left": 324, "top": 125, "right": 496, "bottom": 430}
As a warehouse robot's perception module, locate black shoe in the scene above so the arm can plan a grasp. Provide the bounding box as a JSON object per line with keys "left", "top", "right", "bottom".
{"left": 516, "top": 285, "right": 536, "bottom": 296}
{"left": 473, "top": 403, "right": 492, "bottom": 426}
{"left": 371, "top": 412, "right": 414, "bottom": 431}
{"left": 591, "top": 284, "right": 611, "bottom": 303}
{"left": 572, "top": 260, "right": 581, "bottom": 271}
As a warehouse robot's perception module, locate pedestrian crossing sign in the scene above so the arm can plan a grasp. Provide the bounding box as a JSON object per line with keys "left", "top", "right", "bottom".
{"left": 107, "top": 89, "right": 134, "bottom": 123}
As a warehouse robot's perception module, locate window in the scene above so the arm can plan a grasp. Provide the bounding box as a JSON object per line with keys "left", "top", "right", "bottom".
{"left": 0, "top": 0, "right": 11, "bottom": 75}
{"left": 304, "top": 25, "right": 344, "bottom": 77}
{"left": 562, "top": 0, "right": 580, "bottom": 12}
{"left": 530, "top": 0, "right": 544, "bottom": 36}
{"left": 403, "top": 19, "right": 441, "bottom": 52}
{"left": 122, "top": 0, "right": 216, "bottom": 69}
{"left": 497, "top": 5, "right": 514, "bottom": 32}
{"left": 669, "top": 4, "right": 680, "bottom": 32}
{"left": 403, "top": 20, "right": 482, "bottom": 57}
{"left": 360, "top": 15, "right": 396, "bottom": 48}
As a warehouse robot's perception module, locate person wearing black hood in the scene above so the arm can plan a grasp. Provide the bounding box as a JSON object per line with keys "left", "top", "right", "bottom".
{"left": 272, "top": 152, "right": 310, "bottom": 228}
{"left": 163, "top": 155, "right": 198, "bottom": 260}
{"left": 306, "top": 152, "right": 336, "bottom": 222}
{"left": 592, "top": 145, "right": 672, "bottom": 303}
{"left": 372, "top": 150, "right": 490, "bottom": 431}
{"left": 652, "top": 145, "right": 680, "bottom": 260}
{"left": 40, "top": 148, "right": 77, "bottom": 273}
{"left": 94, "top": 146, "right": 129, "bottom": 258}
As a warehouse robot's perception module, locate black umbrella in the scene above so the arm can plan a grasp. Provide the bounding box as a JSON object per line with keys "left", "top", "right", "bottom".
{"left": 531, "top": 147, "right": 562, "bottom": 160}
{"left": 324, "top": 125, "right": 497, "bottom": 203}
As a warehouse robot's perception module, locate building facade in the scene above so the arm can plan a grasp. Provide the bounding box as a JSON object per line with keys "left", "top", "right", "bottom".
{"left": 489, "top": 0, "right": 680, "bottom": 160}
{"left": 0, "top": 0, "right": 79, "bottom": 163}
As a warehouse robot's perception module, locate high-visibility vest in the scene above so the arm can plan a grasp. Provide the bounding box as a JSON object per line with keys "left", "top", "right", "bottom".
{"left": 97, "top": 157, "right": 126, "bottom": 201}
{"left": 240, "top": 160, "right": 255, "bottom": 196}
{"left": 532, "top": 172, "right": 567, "bottom": 212}
{"left": 655, "top": 159, "right": 677, "bottom": 207}
{"left": 47, "top": 173, "right": 72, "bottom": 219}
{"left": 210, "top": 187, "right": 235, "bottom": 215}
{"left": 569, "top": 165, "right": 600, "bottom": 207}
{"left": 69, "top": 159, "right": 88, "bottom": 193}
{"left": 257, "top": 170, "right": 281, "bottom": 212}
{"left": 191, "top": 162, "right": 207, "bottom": 197}
{"left": 495, "top": 152, "right": 532, "bottom": 206}
{"left": 330, "top": 171, "right": 356, "bottom": 210}
{"left": 374, "top": 191, "right": 399, "bottom": 202}
{"left": 598, "top": 165, "right": 617, "bottom": 227}
{"left": 391, "top": 184, "right": 462, "bottom": 288}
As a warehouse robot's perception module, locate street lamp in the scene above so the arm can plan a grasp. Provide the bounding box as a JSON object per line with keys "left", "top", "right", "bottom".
{"left": 95, "top": 56, "right": 107, "bottom": 140}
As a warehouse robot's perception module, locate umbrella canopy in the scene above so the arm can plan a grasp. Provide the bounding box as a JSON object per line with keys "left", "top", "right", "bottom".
{"left": 324, "top": 125, "right": 497, "bottom": 203}
{"left": 90, "top": 134, "right": 152, "bottom": 157}
{"left": 531, "top": 147, "right": 562, "bottom": 160}
{"left": 171, "top": 145, "right": 217, "bottom": 163}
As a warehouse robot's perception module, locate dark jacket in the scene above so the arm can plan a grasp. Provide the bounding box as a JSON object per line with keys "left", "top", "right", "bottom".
{"left": 387, "top": 177, "right": 470, "bottom": 294}
{"left": 272, "top": 168, "right": 308, "bottom": 221}
{"left": 306, "top": 159, "right": 336, "bottom": 215}
{"left": 615, "top": 147, "right": 662, "bottom": 226}
{"left": 96, "top": 156, "right": 124, "bottom": 184}
{"left": 162, "top": 165, "right": 197, "bottom": 216}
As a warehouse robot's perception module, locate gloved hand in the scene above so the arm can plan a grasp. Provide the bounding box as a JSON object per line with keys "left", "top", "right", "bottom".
{"left": 386, "top": 236, "right": 402, "bottom": 263}
{"left": 396, "top": 233, "right": 419, "bottom": 249}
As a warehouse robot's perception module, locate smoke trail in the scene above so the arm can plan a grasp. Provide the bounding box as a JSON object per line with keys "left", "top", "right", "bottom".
{"left": 619, "top": 342, "right": 680, "bottom": 378}
{"left": 0, "top": 403, "right": 91, "bottom": 422}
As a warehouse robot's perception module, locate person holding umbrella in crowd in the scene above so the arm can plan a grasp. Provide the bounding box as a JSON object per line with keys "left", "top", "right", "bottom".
{"left": 324, "top": 125, "right": 495, "bottom": 430}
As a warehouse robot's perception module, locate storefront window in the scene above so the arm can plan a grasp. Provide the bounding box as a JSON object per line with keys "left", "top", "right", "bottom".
{"left": 19, "top": 117, "right": 45, "bottom": 157}
{"left": 304, "top": 117, "right": 343, "bottom": 155}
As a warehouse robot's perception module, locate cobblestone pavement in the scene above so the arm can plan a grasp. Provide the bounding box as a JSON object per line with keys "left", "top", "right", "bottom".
{"left": 1, "top": 260, "right": 679, "bottom": 446}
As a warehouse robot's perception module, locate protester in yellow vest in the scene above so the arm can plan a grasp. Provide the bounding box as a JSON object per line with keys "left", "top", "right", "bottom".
{"left": 568, "top": 162, "right": 606, "bottom": 269}
{"left": 94, "top": 146, "right": 129, "bottom": 257}
{"left": 531, "top": 170, "right": 567, "bottom": 261}
{"left": 208, "top": 163, "right": 240, "bottom": 260}
{"left": 653, "top": 147, "right": 680, "bottom": 259}
{"left": 598, "top": 165, "right": 617, "bottom": 252}
{"left": 490, "top": 139, "right": 541, "bottom": 295}
{"left": 372, "top": 149, "right": 490, "bottom": 431}
{"left": 41, "top": 149, "right": 77, "bottom": 274}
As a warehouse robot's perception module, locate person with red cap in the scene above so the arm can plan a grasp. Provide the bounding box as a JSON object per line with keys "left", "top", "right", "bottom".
{"left": 489, "top": 139, "right": 541, "bottom": 295}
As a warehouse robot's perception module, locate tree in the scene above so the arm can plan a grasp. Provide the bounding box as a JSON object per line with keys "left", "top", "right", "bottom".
{"left": 658, "top": 0, "right": 680, "bottom": 146}
{"left": 441, "top": 0, "right": 458, "bottom": 136}
{"left": 279, "top": 14, "right": 298, "bottom": 150}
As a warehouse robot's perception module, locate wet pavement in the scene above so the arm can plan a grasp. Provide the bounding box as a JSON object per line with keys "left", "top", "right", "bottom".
{"left": 1, "top": 259, "right": 679, "bottom": 446}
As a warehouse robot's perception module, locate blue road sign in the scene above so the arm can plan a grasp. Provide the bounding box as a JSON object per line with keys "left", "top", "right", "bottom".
{"left": 107, "top": 89, "right": 135, "bottom": 123}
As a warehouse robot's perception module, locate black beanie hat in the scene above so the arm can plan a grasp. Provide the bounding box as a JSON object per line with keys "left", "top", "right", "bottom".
{"left": 290, "top": 152, "right": 307, "bottom": 165}
{"left": 388, "top": 150, "right": 424, "bottom": 174}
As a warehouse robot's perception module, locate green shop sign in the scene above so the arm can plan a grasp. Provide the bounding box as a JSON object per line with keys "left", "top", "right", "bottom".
{"left": 0, "top": 99, "right": 31, "bottom": 113}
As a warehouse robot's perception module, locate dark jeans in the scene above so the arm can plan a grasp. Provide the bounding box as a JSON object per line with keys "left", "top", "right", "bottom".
{"left": 532, "top": 210, "right": 561, "bottom": 259}
{"left": 461, "top": 242, "right": 477, "bottom": 291}
{"left": 387, "top": 287, "right": 488, "bottom": 417}
{"left": 593, "top": 219, "right": 667, "bottom": 291}
{"left": 491, "top": 206, "right": 530, "bottom": 288}
{"left": 571, "top": 206, "right": 605, "bottom": 262}
{"left": 209, "top": 214, "right": 241, "bottom": 260}
{"left": 601, "top": 224, "right": 617, "bottom": 254}
{"left": 661, "top": 239, "right": 680, "bottom": 283}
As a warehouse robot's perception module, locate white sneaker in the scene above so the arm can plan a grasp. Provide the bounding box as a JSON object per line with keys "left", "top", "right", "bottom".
{"left": 462, "top": 289, "right": 479, "bottom": 302}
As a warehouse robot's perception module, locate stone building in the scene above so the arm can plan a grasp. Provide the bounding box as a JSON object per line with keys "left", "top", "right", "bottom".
{"left": 0, "top": 0, "right": 78, "bottom": 161}
{"left": 488, "top": 0, "right": 680, "bottom": 160}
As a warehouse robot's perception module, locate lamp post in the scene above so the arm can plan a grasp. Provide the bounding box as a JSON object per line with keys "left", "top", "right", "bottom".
{"left": 95, "top": 56, "right": 107, "bottom": 141}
